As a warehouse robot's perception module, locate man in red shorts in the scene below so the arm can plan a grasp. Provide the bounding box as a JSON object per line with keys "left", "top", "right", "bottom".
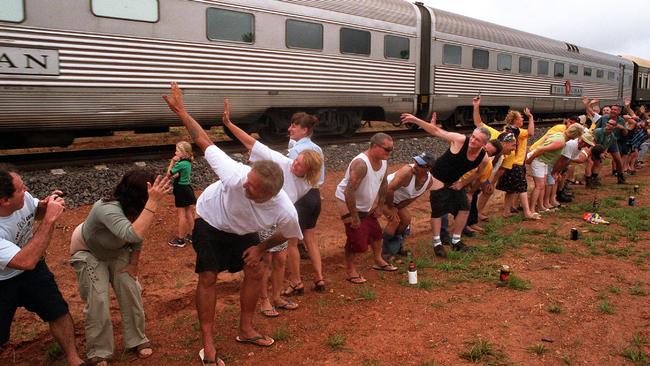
{"left": 335, "top": 133, "right": 398, "bottom": 284}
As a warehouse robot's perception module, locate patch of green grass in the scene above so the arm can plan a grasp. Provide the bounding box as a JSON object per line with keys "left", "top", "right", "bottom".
{"left": 356, "top": 286, "right": 376, "bottom": 300}
{"left": 528, "top": 343, "right": 550, "bottom": 356}
{"left": 620, "top": 333, "right": 649, "bottom": 366}
{"left": 506, "top": 274, "right": 532, "bottom": 291}
{"left": 559, "top": 353, "right": 573, "bottom": 365}
{"left": 417, "top": 278, "right": 434, "bottom": 290}
{"left": 630, "top": 282, "right": 648, "bottom": 296}
{"left": 434, "top": 261, "right": 468, "bottom": 272}
{"left": 547, "top": 304, "right": 562, "bottom": 314}
{"left": 327, "top": 333, "right": 346, "bottom": 351}
{"left": 607, "top": 286, "right": 622, "bottom": 295}
{"left": 44, "top": 342, "right": 63, "bottom": 362}
{"left": 598, "top": 300, "right": 615, "bottom": 314}
{"left": 541, "top": 244, "right": 564, "bottom": 254}
{"left": 272, "top": 323, "right": 290, "bottom": 341}
{"left": 459, "top": 339, "right": 510, "bottom": 365}
{"left": 603, "top": 244, "right": 634, "bottom": 257}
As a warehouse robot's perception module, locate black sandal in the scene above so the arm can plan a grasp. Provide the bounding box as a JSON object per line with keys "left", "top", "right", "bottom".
{"left": 281, "top": 282, "right": 304, "bottom": 296}
{"left": 313, "top": 279, "right": 326, "bottom": 292}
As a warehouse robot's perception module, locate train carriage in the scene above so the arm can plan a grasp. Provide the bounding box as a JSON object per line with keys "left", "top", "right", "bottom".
{"left": 621, "top": 55, "right": 650, "bottom": 108}
{"left": 0, "top": 0, "right": 636, "bottom": 148}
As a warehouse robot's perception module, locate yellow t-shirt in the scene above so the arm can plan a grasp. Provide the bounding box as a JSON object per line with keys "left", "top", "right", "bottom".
{"left": 501, "top": 127, "right": 529, "bottom": 169}
{"left": 484, "top": 124, "right": 501, "bottom": 140}
{"left": 460, "top": 158, "right": 493, "bottom": 183}
{"left": 529, "top": 124, "right": 566, "bottom": 151}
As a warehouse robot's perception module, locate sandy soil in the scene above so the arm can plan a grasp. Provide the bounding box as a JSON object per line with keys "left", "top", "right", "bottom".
{"left": 2, "top": 164, "right": 649, "bottom": 366}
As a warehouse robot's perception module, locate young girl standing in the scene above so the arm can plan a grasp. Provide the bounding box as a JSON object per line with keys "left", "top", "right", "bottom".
{"left": 167, "top": 141, "right": 196, "bottom": 247}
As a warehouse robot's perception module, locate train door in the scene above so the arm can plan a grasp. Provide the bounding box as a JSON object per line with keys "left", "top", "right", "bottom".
{"left": 619, "top": 63, "right": 625, "bottom": 99}
{"left": 415, "top": 2, "right": 432, "bottom": 120}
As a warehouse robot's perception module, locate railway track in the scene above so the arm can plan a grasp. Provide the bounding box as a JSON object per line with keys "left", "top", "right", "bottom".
{"left": 2, "top": 121, "right": 560, "bottom": 171}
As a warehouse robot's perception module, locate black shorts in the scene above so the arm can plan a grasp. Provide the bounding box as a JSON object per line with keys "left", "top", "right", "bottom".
{"left": 496, "top": 164, "right": 528, "bottom": 193}
{"left": 0, "top": 260, "right": 69, "bottom": 345}
{"left": 295, "top": 188, "right": 321, "bottom": 231}
{"left": 191, "top": 218, "right": 260, "bottom": 274}
{"left": 429, "top": 187, "right": 469, "bottom": 218}
{"left": 173, "top": 182, "right": 196, "bottom": 208}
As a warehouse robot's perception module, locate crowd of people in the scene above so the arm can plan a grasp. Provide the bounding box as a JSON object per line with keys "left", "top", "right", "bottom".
{"left": 1, "top": 82, "right": 648, "bottom": 365}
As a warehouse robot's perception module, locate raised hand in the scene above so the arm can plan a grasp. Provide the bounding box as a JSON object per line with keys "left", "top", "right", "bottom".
{"left": 147, "top": 175, "right": 172, "bottom": 202}
{"left": 222, "top": 98, "right": 232, "bottom": 125}
{"left": 523, "top": 107, "right": 533, "bottom": 119}
{"left": 473, "top": 96, "right": 481, "bottom": 107}
{"left": 162, "top": 82, "right": 185, "bottom": 114}
{"left": 625, "top": 97, "right": 631, "bottom": 107}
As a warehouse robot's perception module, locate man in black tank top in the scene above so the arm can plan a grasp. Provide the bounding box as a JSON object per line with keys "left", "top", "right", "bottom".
{"left": 401, "top": 113, "right": 490, "bottom": 258}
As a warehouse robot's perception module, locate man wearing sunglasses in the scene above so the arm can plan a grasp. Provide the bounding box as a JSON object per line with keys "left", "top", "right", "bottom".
{"left": 381, "top": 152, "right": 436, "bottom": 262}
{"left": 335, "top": 133, "right": 398, "bottom": 284}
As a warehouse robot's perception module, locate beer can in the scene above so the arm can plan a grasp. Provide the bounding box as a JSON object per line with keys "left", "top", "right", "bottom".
{"left": 570, "top": 228, "right": 578, "bottom": 240}
{"left": 633, "top": 185, "right": 639, "bottom": 194}
{"left": 628, "top": 196, "right": 636, "bottom": 206}
{"left": 499, "top": 265, "right": 510, "bottom": 282}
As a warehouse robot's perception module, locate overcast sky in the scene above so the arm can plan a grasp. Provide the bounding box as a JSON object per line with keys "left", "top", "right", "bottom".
{"left": 420, "top": 0, "right": 650, "bottom": 60}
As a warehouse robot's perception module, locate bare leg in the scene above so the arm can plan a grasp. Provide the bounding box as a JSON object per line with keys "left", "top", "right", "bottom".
{"left": 476, "top": 190, "right": 493, "bottom": 216}
{"left": 430, "top": 217, "right": 441, "bottom": 237}
{"left": 196, "top": 271, "right": 218, "bottom": 361}
{"left": 518, "top": 192, "right": 537, "bottom": 218}
{"left": 239, "top": 262, "right": 266, "bottom": 339}
{"left": 185, "top": 206, "right": 195, "bottom": 236}
{"left": 530, "top": 176, "right": 546, "bottom": 213}
{"left": 451, "top": 210, "right": 469, "bottom": 236}
{"left": 344, "top": 249, "right": 360, "bottom": 278}
{"left": 48, "top": 313, "right": 84, "bottom": 366}
{"left": 543, "top": 182, "right": 553, "bottom": 208}
{"left": 259, "top": 253, "right": 274, "bottom": 314}
{"left": 270, "top": 250, "right": 288, "bottom": 305}
{"left": 550, "top": 182, "right": 560, "bottom": 206}
{"left": 303, "top": 228, "right": 324, "bottom": 283}
{"left": 502, "top": 192, "right": 514, "bottom": 217}
{"left": 371, "top": 238, "right": 390, "bottom": 267}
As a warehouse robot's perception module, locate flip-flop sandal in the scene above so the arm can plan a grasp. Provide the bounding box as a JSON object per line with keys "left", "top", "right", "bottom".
{"left": 259, "top": 307, "right": 280, "bottom": 317}
{"left": 313, "top": 279, "right": 326, "bottom": 292}
{"left": 198, "top": 348, "right": 225, "bottom": 366}
{"left": 346, "top": 276, "right": 367, "bottom": 284}
{"left": 372, "top": 264, "right": 398, "bottom": 272}
{"left": 133, "top": 342, "right": 153, "bottom": 359}
{"left": 274, "top": 299, "right": 298, "bottom": 310}
{"left": 235, "top": 335, "right": 275, "bottom": 347}
{"left": 87, "top": 357, "right": 109, "bottom": 366}
{"left": 280, "top": 282, "right": 304, "bottom": 296}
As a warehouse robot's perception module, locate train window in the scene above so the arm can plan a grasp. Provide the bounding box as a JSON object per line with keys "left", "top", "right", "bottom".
{"left": 340, "top": 28, "right": 370, "bottom": 55}
{"left": 569, "top": 65, "right": 578, "bottom": 75}
{"left": 91, "top": 0, "right": 158, "bottom": 22}
{"left": 538, "top": 60, "right": 549, "bottom": 76}
{"left": 472, "top": 49, "right": 489, "bottom": 69}
{"left": 384, "top": 35, "right": 409, "bottom": 60}
{"left": 207, "top": 8, "right": 254, "bottom": 43}
{"left": 596, "top": 69, "right": 604, "bottom": 78}
{"left": 286, "top": 20, "right": 323, "bottom": 50}
{"left": 584, "top": 67, "right": 592, "bottom": 77}
{"left": 519, "top": 57, "right": 532, "bottom": 74}
{"left": 0, "top": 0, "right": 24, "bottom": 22}
{"left": 554, "top": 63, "right": 564, "bottom": 78}
{"left": 607, "top": 71, "right": 615, "bottom": 80}
{"left": 497, "top": 54, "right": 512, "bottom": 72}
{"left": 443, "top": 44, "right": 462, "bottom": 65}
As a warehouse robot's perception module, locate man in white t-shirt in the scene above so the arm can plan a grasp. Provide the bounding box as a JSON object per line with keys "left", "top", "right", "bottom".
{"left": 552, "top": 131, "right": 596, "bottom": 202}
{"left": 0, "top": 168, "right": 84, "bottom": 366}
{"left": 163, "top": 83, "right": 302, "bottom": 366}
{"left": 335, "top": 133, "right": 398, "bottom": 284}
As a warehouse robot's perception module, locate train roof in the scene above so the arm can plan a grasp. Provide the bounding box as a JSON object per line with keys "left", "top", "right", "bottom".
{"left": 431, "top": 7, "right": 629, "bottom": 68}
{"left": 278, "top": 0, "right": 417, "bottom": 26}
{"left": 620, "top": 55, "right": 650, "bottom": 68}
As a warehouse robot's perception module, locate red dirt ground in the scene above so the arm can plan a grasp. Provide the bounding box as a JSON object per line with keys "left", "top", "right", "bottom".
{"left": 2, "top": 164, "right": 649, "bottom": 366}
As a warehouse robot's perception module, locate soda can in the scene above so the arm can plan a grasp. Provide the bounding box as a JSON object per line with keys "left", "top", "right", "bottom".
{"left": 634, "top": 185, "right": 639, "bottom": 194}
{"left": 499, "top": 265, "right": 510, "bottom": 282}
{"left": 628, "top": 196, "right": 636, "bottom": 206}
{"left": 570, "top": 228, "right": 578, "bottom": 240}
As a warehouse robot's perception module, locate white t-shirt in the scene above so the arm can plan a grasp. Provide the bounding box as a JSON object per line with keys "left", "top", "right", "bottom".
{"left": 387, "top": 165, "right": 432, "bottom": 205}
{"left": 0, "top": 192, "right": 39, "bottom": 280}
{"left": 250, "top": 141, "right": 311, "bottom": 204}
{"left": 335, "top": 153, "right": 387, "bottom": 212}
{"left": 196, "top": 145, "right": 302, "bottom": 240}
{"left": 561, "top": 139, "right": 581, "bottom": 160}
{"left": 288, "top": 137, "right": 325, "bottom": 186}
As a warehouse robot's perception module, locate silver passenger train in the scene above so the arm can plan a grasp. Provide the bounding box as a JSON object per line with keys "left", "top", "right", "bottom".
{"left": 0, "top": 0, "right": 634, "bottom": 148}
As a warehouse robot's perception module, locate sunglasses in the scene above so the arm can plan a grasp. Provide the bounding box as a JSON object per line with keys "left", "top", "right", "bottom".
{"left": 380, "top": 145, "right": 394, "bottom": 153}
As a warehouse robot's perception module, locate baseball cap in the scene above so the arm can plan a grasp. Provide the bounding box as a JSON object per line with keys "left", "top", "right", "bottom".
{"left": 577, "top": 115, "right": 588, "bottom": 126}
{"left": 413, "top": 152, "right": 436, "bottom": 167}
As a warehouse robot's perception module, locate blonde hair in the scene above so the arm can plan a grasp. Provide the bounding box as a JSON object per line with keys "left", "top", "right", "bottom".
{"left": 176, "top": 141, "right": 194, "bottom": 162}
{"left": 298, "top": 149, "right": 323, "bottom": 187}
{"left": 504, "top": 110, "right": 522, "bottom": 127}
{"left": 565, "top": 124, "right": 584, "bottom": 140}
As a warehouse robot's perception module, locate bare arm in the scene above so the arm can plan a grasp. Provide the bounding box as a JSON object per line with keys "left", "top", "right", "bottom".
{"left": 343, "top": 159, "right": 367, "bottom": 228}
{"left": 525, "top": 140, "right": 565, "bottom": 163}
{"left": 624, "top": 98, "right": 636, "bottom": 118}
{"left": 472, "top": 97, "right": 485, "bottom": 127}
{"left": 401, "top": 112, "right": 466, "bottom": 144}
{"left": 375, "top": 173, "right": 388, "bottom": 217}
{"left": 222, "top": 98, "right": 257, "bottom": 151}
{"left": 162, "top": 82, "right": 213, "bottom": 152}
{"left": 130, "top": 175, "right": 172, "bottom": 238}
{"left": 583, "top": 96, "right": 596, "bottom": 118}
{"left": 385, "top": 166, "right": 412, "bottom": 210}
{"left": 7, "top": 196, "right": 65, "bottom": 270}
{"left": 524, "top": 107, "right": 535, "bottom": 136}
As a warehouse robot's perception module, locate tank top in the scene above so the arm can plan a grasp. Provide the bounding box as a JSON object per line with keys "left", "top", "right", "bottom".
{"left": 431, "top": 136, "right": 486, "bottom": 185}
{"left": 335, "top": 153, "right": 387, "bottom": 212}
{"left": 388, "top": 165, "right": 433, "bottom": 204}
